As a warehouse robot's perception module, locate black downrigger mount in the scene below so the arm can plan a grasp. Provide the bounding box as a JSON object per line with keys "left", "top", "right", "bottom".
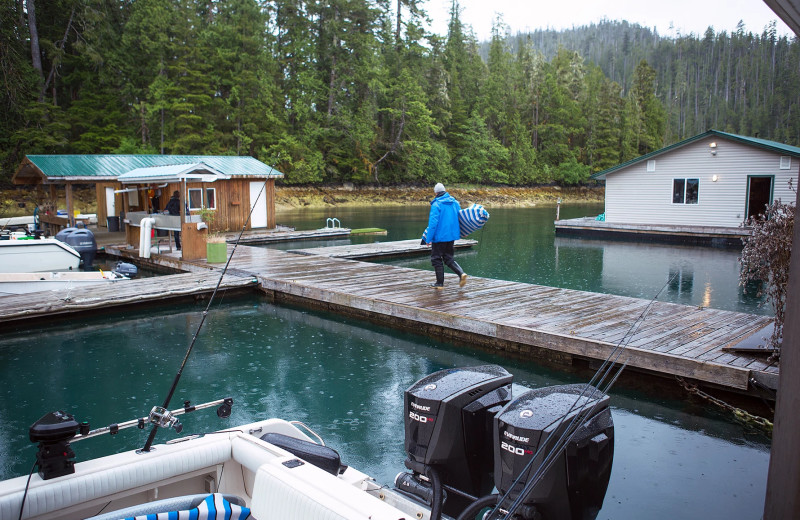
{"left": 395, "top": 366, "right": 615, "bottom": 520}
{"left": 28, "top": 397, "right": 234, "bottom": 480}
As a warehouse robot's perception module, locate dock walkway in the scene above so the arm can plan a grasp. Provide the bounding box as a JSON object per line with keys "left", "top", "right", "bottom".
{"left": 289, "top": 238, "right": 477, "bottom": 260}
{"left": 0, "top": 241, "right": 776, "bottom": 394}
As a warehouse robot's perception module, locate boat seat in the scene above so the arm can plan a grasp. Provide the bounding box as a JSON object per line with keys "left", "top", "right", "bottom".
{"left": 0, "top": 435, "right": 232, "bottom": 520}
{"left": 84, "top": 493, "right": 246, "bottom": 520}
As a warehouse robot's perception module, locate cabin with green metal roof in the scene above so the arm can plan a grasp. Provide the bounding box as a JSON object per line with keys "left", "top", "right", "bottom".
{"left": 13, "top": 155, "right": 284, "bottom": 236}
{"left": 591, "top": 130, "right": 800, "bottom": 227}
{"left": 556, "top": 130, "right": 799, "bottom": 246}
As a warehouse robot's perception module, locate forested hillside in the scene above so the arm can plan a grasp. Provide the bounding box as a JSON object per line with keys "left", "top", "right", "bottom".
{"left": 3, "top": 0, "right": 797, "bottom": 186}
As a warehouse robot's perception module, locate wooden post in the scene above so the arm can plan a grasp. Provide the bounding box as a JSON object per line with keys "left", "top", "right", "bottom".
{"left": 65, "top": 182, "right": 74, "bottom": 227}
{"left": 763, "top": 185, "right": 800, "bottom": 518}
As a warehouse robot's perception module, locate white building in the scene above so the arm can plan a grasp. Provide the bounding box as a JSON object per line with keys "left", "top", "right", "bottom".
{"left": 592, "top": 130, "right": 800, "bottom": 227}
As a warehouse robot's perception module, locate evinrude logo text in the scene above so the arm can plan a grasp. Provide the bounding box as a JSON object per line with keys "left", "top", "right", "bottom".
{"left": 410, "top": 402, "right": 431, "bottom": 412}
{"left": 503, "top": 431, "right": 530, "bottom": 443}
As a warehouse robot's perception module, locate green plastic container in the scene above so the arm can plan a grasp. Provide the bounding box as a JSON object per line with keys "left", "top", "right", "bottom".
{"left": 206, "top": 241, "right": 227, "bottom": 263}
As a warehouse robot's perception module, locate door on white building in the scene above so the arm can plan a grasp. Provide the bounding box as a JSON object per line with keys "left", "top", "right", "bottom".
{"left": 746, "top": 176, "right": 773, "bottom": 220}
{"left": 249, "top": 181, "right": 268, "bottom": 228}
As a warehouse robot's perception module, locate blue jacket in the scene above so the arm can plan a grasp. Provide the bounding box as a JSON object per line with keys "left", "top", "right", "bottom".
{"left": 423, "top": 192, "right": 461, "bottom": 243}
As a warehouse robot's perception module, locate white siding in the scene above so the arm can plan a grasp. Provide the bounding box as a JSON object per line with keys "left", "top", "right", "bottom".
{"left": 605, "top": 136, "right": 798, "bottom": 227}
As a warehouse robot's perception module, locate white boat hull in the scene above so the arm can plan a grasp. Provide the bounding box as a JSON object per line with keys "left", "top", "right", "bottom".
{"left": 0, "top": 239, "right": 81, "bottom": 273}
{"left": 0, "top": 271, "right": 127, "bottom": 296}
{"left": 0, "top": 419, "right": 428, "bottom": 520}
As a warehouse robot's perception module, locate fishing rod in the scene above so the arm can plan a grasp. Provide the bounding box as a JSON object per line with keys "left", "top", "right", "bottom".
{"left": 141, "top": 160, "right": 278, "bottom": 452}
{"left": 484, "top": 270, "right": 680, "bottom": 520}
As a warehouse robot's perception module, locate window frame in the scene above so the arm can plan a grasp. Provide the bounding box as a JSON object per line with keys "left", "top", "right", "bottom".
{"left": 187, "top": 188, "right": 203, "bottom": 210}
{"left": 672, "top": 178, "right": 700, "bottom": 205}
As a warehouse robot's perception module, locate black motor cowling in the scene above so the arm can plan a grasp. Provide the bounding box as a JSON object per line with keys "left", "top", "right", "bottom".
{"left": 57, "top": 228, "right": 97, "bottom": 268}
{"left": 401, "top": 365, "right": 513, "bottom": 516}
{"left": 494, "top": 384, "right": 614, "bottom": 520}
{"left": 113, "top": 261, "right": 139, "bottom": 278}
{"left": 29, "top": 411, "right": 85, "bottom": 480}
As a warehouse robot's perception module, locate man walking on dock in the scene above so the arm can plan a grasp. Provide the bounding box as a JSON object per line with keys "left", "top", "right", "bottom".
{"left": 421, "top": 183, "right": 468, "bottom": 289}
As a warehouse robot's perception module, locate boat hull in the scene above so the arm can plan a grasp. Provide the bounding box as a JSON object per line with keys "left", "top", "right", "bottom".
{"left": 0, "top": 239, "right": 81, "bottom": 273}
{"left": 0, "top": 272, "right": 127, "bottom": 296}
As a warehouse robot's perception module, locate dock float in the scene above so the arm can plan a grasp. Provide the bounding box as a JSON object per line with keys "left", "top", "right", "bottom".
{"left": 555, "top": 217, "right": 749, "bottom": 248}
{"left": 229, "top": 228, "right": 350, "bottom": 244}
{"left": 2, "top": 241, "right": 777, "bottom": 395}
{"left": 0, "top": 271, "right": 256, "bottom": 324}
{"left": 288, "top": 238, "right": 477, "bottom": 260}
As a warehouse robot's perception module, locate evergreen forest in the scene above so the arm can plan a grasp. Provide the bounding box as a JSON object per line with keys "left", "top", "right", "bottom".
{"left": 3, "top": 0, "right": 799, "bottom": 186}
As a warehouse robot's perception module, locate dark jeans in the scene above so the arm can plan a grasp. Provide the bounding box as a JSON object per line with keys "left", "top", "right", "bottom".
{"left": 430, "top": 241, "right": 455, "bottom": 269}
{"left": 174, "top": 230, "right": 181, "bottom": 249}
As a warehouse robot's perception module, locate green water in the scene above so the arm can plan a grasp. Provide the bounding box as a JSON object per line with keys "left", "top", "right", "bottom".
{"left": 0, "top": 299, "right": 769, "bottom": 519}
{"left": 0, "top": 205, "right": 771, "bottom": 519}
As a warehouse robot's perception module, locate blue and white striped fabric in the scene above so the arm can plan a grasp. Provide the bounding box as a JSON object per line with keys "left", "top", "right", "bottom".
{"left": 125, "top": 493, "right": 250, "bottom": 520}
{"left": 458, "top": 204, "right": 489, "bottom": 238}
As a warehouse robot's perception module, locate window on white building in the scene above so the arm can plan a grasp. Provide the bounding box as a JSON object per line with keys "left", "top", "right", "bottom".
{"left": 672, "top": 178, "right": 699, "bottom": 204}
{"left": 780, "top": 156, "right": 791, "bottom": 170}
{"left": 647, "top": 160, "right": 656, "bottom": 172}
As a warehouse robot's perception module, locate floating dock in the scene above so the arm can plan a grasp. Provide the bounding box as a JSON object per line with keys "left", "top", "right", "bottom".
{"left": 289, "top": 238, "right": 477, "bottom": 260}
{"left": 555, "top": 217, "right": 749, "bottom": 248}
{"left": 0, "top": 240, "right": 776, "bottom": 395}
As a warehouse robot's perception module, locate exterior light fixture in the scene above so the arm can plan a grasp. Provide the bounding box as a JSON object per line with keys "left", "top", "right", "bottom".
{"left": 709, "top": 142, "right": 717, "bottom": 155}
{"left": 712, "top": 174, "right": 718, "bottom": 182}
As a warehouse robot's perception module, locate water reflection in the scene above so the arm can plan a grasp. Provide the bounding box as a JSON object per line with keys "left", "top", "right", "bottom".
{"left": 0, "top": 298, "right": 769, "bottom": 519}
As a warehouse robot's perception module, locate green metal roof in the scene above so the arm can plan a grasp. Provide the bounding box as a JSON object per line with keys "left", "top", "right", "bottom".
{"left": 591, "top": 130, "right": 800, "bottom": 180}
{"left": 14, "top": 154, "right": 283, "bottom": 183}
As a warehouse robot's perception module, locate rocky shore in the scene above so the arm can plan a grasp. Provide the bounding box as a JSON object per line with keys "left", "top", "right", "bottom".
{"left": 275, "top": 185, "right": 604, "bottom": 210}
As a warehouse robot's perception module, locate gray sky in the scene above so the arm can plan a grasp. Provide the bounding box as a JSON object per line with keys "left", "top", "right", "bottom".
{"left": 421, "top": 0, "right": 792, "bottom": 40}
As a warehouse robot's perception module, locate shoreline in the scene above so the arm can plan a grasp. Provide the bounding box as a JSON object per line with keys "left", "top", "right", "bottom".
{"left": 0, "top": 185, "right": 604, "bottom": 218}
{"left": 274, "top": 185, "right": 604, "bottom": 211}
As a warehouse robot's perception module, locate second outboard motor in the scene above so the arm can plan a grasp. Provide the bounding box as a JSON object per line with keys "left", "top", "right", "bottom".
{"left": 399, "top": 365, "right": 513, "bottom": 518}
{"left": 58, "top": 228, "right": 97, "bottom": 268}
{"left": 493, "top": 384, "right": 614, "bottom": 520}
{"left": 113, "top": 261, "right": 138, "bottom": 278}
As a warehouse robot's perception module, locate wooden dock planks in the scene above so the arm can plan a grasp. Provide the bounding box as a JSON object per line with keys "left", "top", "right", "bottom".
{"left": 0, "top": 271, "right": 257, "bottom": 324}
{"left": 1, "top": 241, "right": 776, "bottom": 393}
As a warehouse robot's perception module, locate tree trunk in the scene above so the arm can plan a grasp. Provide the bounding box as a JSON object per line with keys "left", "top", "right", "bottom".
{"left": 26, "top": 0, "right": 45, "bottom": 101}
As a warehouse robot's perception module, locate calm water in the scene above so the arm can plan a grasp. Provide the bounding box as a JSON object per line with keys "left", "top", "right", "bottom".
{"left": 272, "top": 204, "right": 769, "bottom": 315}
{"left": 0, "top": 298, "right": 769, "bottom": 520}
{"left": 0, "top": 205, "right": 771, "bottom": 519}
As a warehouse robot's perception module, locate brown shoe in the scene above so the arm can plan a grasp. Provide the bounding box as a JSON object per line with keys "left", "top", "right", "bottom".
{"left": 459, "top": 273, "right": 468, "bottom": 287}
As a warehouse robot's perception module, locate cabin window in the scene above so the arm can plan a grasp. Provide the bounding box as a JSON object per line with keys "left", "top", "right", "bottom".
{"left": 188, "top": 187, "right": 217, "bottom": 210}
{"left": 188, "top": 188, "right": 203, "bottom": 210}
{"left": 205, "top": 188, "right": 217, "bottom": 210}
{"left": 647, "top": 160, "right": 656, "bottom": 172}
{"left": 780, "top": 156, "right": 791, "bottom": 170}
{"left": 673, "top": 178, "right": 699, "bottom": 204}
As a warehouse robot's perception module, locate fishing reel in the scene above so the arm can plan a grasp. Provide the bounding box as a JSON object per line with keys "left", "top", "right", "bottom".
{"left": 148, "top": 406, "right": 183, "bottom": 434}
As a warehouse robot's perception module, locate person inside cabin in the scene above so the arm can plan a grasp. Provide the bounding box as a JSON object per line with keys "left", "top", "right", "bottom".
{"left": 420, "top": 183, "right": 467, "bottom": 289}
{"left": 164, "top": 190, "right": 182, "bottom": 250}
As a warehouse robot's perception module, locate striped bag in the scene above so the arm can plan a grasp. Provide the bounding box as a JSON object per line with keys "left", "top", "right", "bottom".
{"left": 458, "top": 204, "right": 490, "bottom": 238}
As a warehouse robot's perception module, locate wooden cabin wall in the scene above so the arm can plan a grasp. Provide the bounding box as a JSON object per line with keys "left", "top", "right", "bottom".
{"left": 180, "top": 178, "right": 276, "bottom": 232}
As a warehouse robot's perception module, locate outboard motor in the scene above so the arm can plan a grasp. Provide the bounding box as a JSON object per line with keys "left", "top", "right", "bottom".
{"left": 113, "top": 261, "right": 139, "bottom": 278}
{"left": 57, "top": 228, "right": 98, "bottom": 268}
{"left": 398, "top": 365, "right": 513, "bottom": 518}
{"left": 493, "top": 384, "right": 614, "bottom": 520}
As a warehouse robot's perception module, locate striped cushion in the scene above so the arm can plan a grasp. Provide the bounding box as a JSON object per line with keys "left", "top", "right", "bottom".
{"left": 458, "top": 204, "right": 489, "bottom": 237}
{"left": 124, "top": 493, "right": 250, "bottom": 520}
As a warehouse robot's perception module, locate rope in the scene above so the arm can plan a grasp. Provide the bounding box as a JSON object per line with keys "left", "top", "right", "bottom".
{"left": 675, "top": 377, "right": 773, "bottom": 435}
